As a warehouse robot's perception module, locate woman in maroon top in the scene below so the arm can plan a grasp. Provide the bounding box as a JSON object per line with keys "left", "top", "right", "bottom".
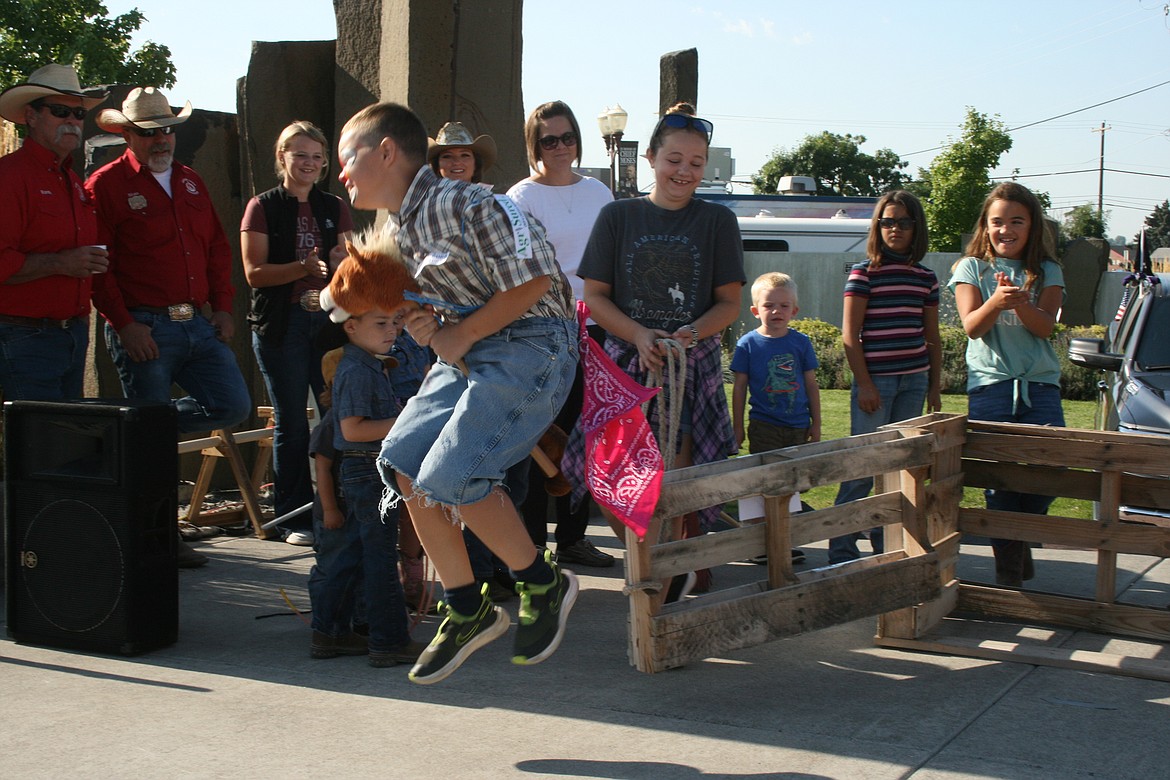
{"left": 241, "top": 121, "right": 354, "bottom": 545}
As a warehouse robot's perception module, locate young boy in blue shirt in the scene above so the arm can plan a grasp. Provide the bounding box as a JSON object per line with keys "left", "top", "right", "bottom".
{"left": 731, "top": 272, "right": 821, "bottom": 452}
{"left": 731, "top": 272, "right": 820, "bottom": 563}
{"left": 334, "top": 102, "right": 579, "bottom": 685}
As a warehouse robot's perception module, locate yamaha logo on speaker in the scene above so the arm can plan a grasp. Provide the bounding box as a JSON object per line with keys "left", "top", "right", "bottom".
{"left": 21, "top": 550, "right": 38, "bottom": 568}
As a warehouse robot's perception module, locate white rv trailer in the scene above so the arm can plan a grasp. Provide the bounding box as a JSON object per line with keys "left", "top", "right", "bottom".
{"left": 737, "top": 214, "right": 870, "bottom": 254}
{"left": 696, "top": 191, "right": 876, "bottom": 253}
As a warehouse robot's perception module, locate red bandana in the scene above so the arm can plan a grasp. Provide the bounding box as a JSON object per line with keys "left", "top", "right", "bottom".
{"left": 577, "top": 302, "right": 662, "bottom": 539}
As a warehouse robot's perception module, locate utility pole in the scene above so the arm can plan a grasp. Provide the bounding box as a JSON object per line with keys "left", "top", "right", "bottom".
{"left": 1092, "top": 121, "right": 1110, "bottom": 220}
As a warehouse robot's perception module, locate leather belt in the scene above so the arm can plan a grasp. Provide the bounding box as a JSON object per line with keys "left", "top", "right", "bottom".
{"left": 131, "top": 303, "right": 196, "bottom": 321}
{"left": 341, "top": 450, "right": 379, "bottom": 459}
{"left": 298, "top": 290, "right": 322, "bottom": 312}
{"left": 0, "top": 314, "right": 81, "bottom": 329}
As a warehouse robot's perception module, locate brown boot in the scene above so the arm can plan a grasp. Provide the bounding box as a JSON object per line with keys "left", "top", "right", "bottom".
{"left": 400, "top": 553, "right": 426, "bottom": 609}
{"left": 310, "top": 630, "right": 368, "bottom": 659}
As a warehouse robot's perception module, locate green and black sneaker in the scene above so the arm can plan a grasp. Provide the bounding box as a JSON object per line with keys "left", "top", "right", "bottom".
{"left": 408, "top": 584, "right": 509, "bottom": 685}
{"left": 512, "top": 556, "right": 579, "bottom": 666}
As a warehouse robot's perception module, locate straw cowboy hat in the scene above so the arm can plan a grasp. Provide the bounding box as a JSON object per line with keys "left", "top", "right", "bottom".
{"left": 426, "top": 122, "right": 497, "bottom": 173}
{"left": 96, "top": 86, "right": 193, "bottom": 133}
{"left": 0, "top": 63, "right": 108, "bottom": 124}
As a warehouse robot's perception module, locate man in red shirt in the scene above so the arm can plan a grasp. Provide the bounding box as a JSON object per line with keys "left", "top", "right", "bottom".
{"left": 87, "top": 87, "right": 250, "bottom": 435}
{"left": 0, "top": 65, "right": 109, "bottom": 400}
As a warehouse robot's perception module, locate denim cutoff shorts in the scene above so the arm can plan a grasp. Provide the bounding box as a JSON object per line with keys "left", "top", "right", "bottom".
{"left": 379, "top": 316, "right": 576, "bottom": 508}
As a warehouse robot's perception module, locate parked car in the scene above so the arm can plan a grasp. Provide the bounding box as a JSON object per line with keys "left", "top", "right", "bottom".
{"left": 1068, "top": 273, "right": 1170, "bottom": 521}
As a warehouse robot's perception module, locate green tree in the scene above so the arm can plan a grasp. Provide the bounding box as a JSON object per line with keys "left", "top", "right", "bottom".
{"left": 1136, "top": 199, "right": 1170, "bottom": 251}
{"left": 1063, "top": 203, "right": 1108, "bottom": 241}
{"left": 915, "top": 108, "right": 1013, "bottom": 252}
{"left": 0, "top": 0, "right": 175, "bottom": 91}
{"left": 752, "top": 131, "right": 909, "bottom": 197}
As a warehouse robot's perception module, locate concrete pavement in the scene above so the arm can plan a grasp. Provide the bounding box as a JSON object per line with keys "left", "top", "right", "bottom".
{"left": 3, "top": 528, "right": 1169, "bottom": 779}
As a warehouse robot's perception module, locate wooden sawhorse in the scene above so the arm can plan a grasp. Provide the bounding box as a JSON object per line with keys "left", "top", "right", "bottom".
{"left": 178, "top": 407, "right": 279, "bottom": 539}
{"left": 177, "top": 406, "right": 314, "bottom": 539}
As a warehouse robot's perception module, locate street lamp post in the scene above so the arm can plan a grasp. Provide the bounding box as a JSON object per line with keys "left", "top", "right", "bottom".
{"left": 597, "top": 104, "right": 628, "bottom": 195}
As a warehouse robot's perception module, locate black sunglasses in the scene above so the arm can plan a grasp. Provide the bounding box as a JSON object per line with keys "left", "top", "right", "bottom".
{"left": 538, "top": 131, "right": 578, "bottom": 151}
{"left": 653, "top": 113, "right": 714, "bottom": 143}
{"left": 877, "top": 217, "right": 915, "bottom": 230}
{"left": 131, "top": 126, "right": 176, "bottom": 138}
{"left": 37, "top": 102, "right": 87, "bottom": 120}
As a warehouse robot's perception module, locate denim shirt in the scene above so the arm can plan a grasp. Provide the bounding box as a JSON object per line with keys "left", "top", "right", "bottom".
{"left": 331, "top": 343, "right": 401, "bottom": 453}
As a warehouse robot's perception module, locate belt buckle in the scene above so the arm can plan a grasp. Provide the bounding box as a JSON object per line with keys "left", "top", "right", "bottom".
{"left": 300, "top": 290, "right": 321, "bottom": 312}
{"left": 168, "top": 303, "right": 195, "bottom": 321}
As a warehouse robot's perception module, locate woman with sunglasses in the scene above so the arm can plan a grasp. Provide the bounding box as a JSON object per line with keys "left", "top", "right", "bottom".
{"left": 827, "top": 190, "right": 942, "bottom": 564}
{"left": 570, "top": 102, "right": 745, "bottom": 598}
{"left": 507, "top": 100, "right": 615, "bottom": 568}
{"left": 241, "top": 120, "right": 355, "bottom": 546}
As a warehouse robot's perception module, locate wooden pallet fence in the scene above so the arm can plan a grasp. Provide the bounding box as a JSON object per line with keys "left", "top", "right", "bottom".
{"left": 874, "top": 418, "right": 1170, "bottom": 682}
{"left": 625, "top": 419, "right": 956, "bottom": 673}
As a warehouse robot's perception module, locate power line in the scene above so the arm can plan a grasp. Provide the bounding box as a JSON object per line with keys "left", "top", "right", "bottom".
{"left": 1104, "top": 167, "right": 1170, "bottom": 179}
{"left": 899, "top": 78, "right": 1170, "bottom": 158}
{"left": 998, "top": 167, "right": 1170, "bottom": 180}
{"left": 1009, "top": 81, "right": 1170, "bottom": 131}
{"left": 1004, "top": 168, "right": 1098, "bottom": 179}
{"left": 1103, "top": 201, "right": 1163, "bottom": 212}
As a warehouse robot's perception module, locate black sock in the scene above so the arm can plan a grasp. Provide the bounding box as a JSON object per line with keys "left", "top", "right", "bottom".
{"left": 513, "top": 550, "right": 554, "bottom": 586}
{"left": 444, "top": 582, "right": 484, "bottom": 616}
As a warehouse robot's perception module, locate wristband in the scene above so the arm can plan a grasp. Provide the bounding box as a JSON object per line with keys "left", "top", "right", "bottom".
{"left": 685, "top": 323, "right": 699, "bottom": 346}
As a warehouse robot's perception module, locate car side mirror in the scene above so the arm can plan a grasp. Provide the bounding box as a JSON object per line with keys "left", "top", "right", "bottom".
{"left": 1068, "top": 337, "right": 1123, "bottom": 371}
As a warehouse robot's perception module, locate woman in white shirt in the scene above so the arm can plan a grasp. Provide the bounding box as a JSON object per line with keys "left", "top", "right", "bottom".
{"left": 507, "top": 100, "right": 615, "bottom": 568}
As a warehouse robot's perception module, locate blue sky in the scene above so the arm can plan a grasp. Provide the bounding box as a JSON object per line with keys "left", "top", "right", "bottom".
{"left": 106, "top": 0, "right": 1170, "bottom": 241}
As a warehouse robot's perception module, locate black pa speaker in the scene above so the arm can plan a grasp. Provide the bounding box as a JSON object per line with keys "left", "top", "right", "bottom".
{"left": 4, "top": 399, "right": 178, "bottom": 654}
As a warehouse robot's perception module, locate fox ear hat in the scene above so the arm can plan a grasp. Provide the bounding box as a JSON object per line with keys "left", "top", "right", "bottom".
{"left": 320, "top": 232, "right": 420, "bottom": 323}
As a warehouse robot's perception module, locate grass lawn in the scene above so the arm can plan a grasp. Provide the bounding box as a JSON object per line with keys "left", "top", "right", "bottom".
{"left": 730, "top": 388, "right": 1098, "bottom": 520}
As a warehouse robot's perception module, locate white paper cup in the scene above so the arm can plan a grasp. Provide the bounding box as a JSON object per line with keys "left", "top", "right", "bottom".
{"left": 89, "top": 245, "right": 107, "bottom": 272}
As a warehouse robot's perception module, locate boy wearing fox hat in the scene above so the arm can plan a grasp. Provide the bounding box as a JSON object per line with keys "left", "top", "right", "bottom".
{"left": 331, "top": 102, "right": 578, "bottom": 685}
{"left": 320, "top": 256, "right": 425, "bottom": 668}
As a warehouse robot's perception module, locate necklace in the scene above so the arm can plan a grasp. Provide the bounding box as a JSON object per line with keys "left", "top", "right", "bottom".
{"left": 551, "top": 181, "right": 575, "bottom": 214}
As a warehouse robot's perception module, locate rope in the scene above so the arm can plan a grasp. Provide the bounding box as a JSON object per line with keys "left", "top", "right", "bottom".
{"left": 646, "top": 338, "right": 687, "bottom": 471}
{"left": 622, "top": 580, "right": 663, "bottom": 596}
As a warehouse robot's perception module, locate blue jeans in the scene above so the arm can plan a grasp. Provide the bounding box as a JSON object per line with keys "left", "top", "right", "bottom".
{"left": 829, "top": 371, "right": 929, "bottom": 564}
{"left": 335, "top": 456, "right": 410, "bottom": 652}
{"left": 308, "top": 493, "right": 362, "bottom": 637}
{"left": 0, "top": 319, "right": 88, "bottom": 400}
{"left": 252, "top": 307, "right": 330, "bottom": 520}
{"left": 381, "top": 316, "right": 575, "bottom": 507}
{"left": 105, "top": 313, "right": 251, "bottom": 434}
{"left": 968, "top": 380, "right": 1065, "bottom": 528}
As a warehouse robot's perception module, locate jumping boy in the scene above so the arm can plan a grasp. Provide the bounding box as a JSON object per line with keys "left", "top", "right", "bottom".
{"left": 335, "top": 103, "right": 578, "bottom": 685}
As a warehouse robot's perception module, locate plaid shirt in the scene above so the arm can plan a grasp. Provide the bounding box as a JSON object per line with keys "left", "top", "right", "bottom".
{"left": 390, "top": 167, "right": 573, "bottom": 323}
